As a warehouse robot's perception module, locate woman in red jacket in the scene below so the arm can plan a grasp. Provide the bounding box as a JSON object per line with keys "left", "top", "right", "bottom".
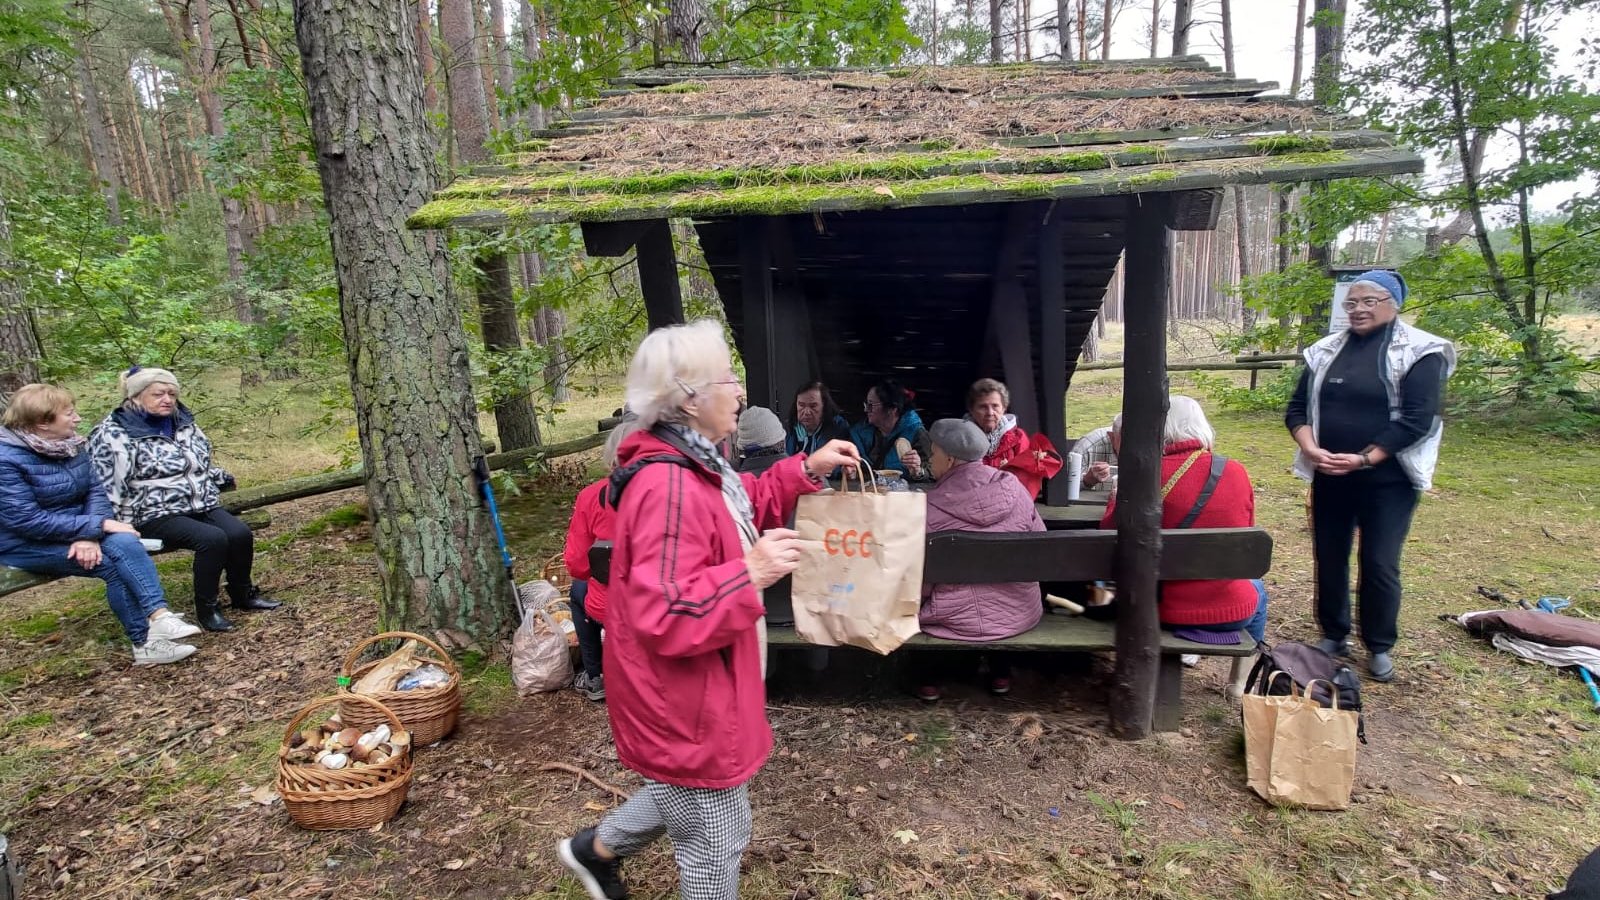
{"left": 1100, "top": 396, "right": 1268, "bottom": 647}
{"left": 558, "top": 320, "right": 859, "bottom": 900}
{"left": 563, "top": 420, "right": 638, "bottom": 702}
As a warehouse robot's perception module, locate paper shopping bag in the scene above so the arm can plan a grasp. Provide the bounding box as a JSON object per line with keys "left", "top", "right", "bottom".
{"left": 1242, "top": 671, "right": 1306, "bottom": 801}
{"left": 790, "top": 474, "right": 926, "bottom": 655}
{"left": 1265, "top": 679, "right": 1359, "bottom": 810}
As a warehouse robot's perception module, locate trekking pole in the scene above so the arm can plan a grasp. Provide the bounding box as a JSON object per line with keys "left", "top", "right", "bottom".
{"left": 472, "top": 456, "right": 516, "bottom": 588}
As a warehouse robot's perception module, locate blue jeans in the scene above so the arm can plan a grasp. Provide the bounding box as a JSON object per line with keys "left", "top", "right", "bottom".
{"left": 569, "top": 579, "right": 603, "bottom": 680}
{"left": 1244, "top": 579, "right": 1269, "bottom": 645}
{"left": 0, "top": 533, "right": 169, "bottom": 644}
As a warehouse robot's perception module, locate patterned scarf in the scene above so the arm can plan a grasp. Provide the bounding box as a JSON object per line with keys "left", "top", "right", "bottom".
{"left": 663, "top": 423, "right": 759, "bottom": 550}
{"left": 8, "top": 427, "right": 87, "bottom": 459}
{"left": 964, "top": 412, "right": 1017, "bottom": 457}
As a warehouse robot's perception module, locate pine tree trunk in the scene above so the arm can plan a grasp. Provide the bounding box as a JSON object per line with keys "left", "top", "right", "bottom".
{"left": 1234, "top": 186, "right": 1253, "bottom": 329}
{"left": 472, "top": 0, "right": 501, "bottom": 130}
{"left": 121, "top": 59, "right": 165, "bottom": 210}
{"left": 1171, "top": 0, "right": 1190, "bottom": 54}
{"left": 1101, "top": 0, "right": 1111, "bottom": 57}
{"left": 517, "top": 0, "right": 546, "bottom": 129}
{"left": 989, "top": 0, "right": 1004, "bottom": 61}
{"left": 1289, "top": 0, "right": 1308, "bottom": 98}
{"left": 488, "top": 0, "right": 516, "bottom": 121}
{"left": 1219, "top": 0, "right": 1234, "bottom": 70}
{"left": 1056, "top": 0, "right": 1072, "bottom": 59}
{"left": 74, "top": 37, "right": 123, "bottom": 228}
{"left": 413, "top": 0, "right": 439, "bottom": 113}
{"left": 0, "top": 195, "right": 40, "bottom": 399}
{"left": 666, "top": 0, "right": 705, "bottom": 63}
{"left": 146, "top": 65, "right": 185, "bottom": 204}
{"left": 1149, "top": 0, "right": 1159, "bottom": 57}
{"left": 478, "top": 252, "right": 541, "bottom": 449}
{"left": 440, "top": 0, "right": 491, "bottom": 164}
{"left": 293, "top": 0, "right": 516, "bottom": 644}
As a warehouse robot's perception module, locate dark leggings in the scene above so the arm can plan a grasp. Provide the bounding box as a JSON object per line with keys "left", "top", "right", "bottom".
{"left": 1311, "top": 473, "right": 1419, "bottom": 655}
{"left": 140, "top": 507, "right": 255, "bottom": 605}
{"left": 570, "top": 579, "right": 603, "bottom": 679}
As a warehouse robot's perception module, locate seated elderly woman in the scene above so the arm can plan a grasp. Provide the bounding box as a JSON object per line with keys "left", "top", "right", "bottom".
{"left": 89, "top": 367, "right": 279, "bottom": 634}
{"left": 734, "top": 406, "right": 788, "bottom": 475}
{"left": 850, "top": 378, "right": 933, "bottom": 481}
{"left": 0, "top": 384, "right": 201, "bottom": 666}
{"left": 916, "top": 419, "right": 1046, "bottom": 701}
{"left": 963, "top": 377, "right": 1060, "bottom": 499}
{"left": 1099, "top": 396, "right": 1268, "bottom": 658}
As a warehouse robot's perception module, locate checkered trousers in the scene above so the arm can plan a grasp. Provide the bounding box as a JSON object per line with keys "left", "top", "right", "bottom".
{"left": 597, "top": 779, "right": 753, "bottom": 900}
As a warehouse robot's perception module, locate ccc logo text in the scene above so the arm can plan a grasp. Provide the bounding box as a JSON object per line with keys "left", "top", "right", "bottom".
{"left": 823, "top": 529, "right": 874, "bottom": 558}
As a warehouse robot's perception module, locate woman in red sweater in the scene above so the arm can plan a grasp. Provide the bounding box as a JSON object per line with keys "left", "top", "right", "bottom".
{"left": 1100, "top": 396, "right": 1267, "bottom": 645}
{"left": 563, "top": 421, "right": 637, "bottom": 702}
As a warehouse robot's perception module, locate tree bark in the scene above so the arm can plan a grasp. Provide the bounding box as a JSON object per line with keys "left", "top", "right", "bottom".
{"left": 666, "top": 0, "right": 706, "bottom": 63}
{"left": 1056, "top": 0, "right": 1072, "bottom": 59}
{"left": 1149, "top": 0, "right": 1159, "bottom": 57}
{"left": 0, "top": 195, "right": 41, "bottom": 399}
{"left": 488, "top": 0, "right": 516, "bottom": 121}
{"left": 121, "top": 57, "right": 164, "bottom": 210}
{"left": 1219, "top": 0, "right": 1234, "bottom": 71}
{"left": 1101, "top": 0, "right": 1112, "bottom": 58}
{"left": 517, "top": 0, "right": 546, "bottom": 129}
{"left": 413, "top": 0, "right": 439, "bottom": 114}
{"left": 1233, "top": 186, "right": 1253, "bottom": 329}
{"left": 1289, "top": 0, "right": 1307, "bottom": 98}
{"left": 74, "top": 32, "right": 123, "bottom": 228}
{"left": 440, "top": 0, "right": 492, "bottom": 164}
{"left": 472, "top": 0, "right": 501, "bottom": 130}
{"left": 478, "top": 252, "right": 542, "bottom": 450}
{"left": 293, "top": 0, "right": 516, "bottom": 643}
{"left": 990, "top": 0, "right": 1004, "bottom": 61}
{"left": 1171, "top": 0, "right": 1190, "bottom": 54}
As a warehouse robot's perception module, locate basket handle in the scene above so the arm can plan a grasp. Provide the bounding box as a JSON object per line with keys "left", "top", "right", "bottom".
{"left": 338, "top": 630, "right": 460, "bottom": 686}
{"left": 281, "top": 693, "right": 405, "bottom": 747}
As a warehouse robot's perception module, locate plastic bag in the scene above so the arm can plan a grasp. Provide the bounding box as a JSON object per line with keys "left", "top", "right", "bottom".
{"left": 396, "top": 664, "right": 450, "bottom": 691}
{"left": 512, "top": 581, "right": 574, "bottom": 695}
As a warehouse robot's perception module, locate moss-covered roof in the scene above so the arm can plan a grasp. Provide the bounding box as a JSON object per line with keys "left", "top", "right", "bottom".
{"left": 411, "top": 57, "right": 1422, "bottom": 229}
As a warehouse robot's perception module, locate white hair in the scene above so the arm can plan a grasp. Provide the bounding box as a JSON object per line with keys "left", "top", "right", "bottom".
{"left": 624, "top": 320, "right": 732, "bottom": 430}
{"left": 602, "top": 415, "right": 642, "bottom": 470}
{"left": 1111, "top": 412, "right": 1123, "bottom": 431}
{"left": 1162, "top": 395, "right": 1215, "bottom": 450}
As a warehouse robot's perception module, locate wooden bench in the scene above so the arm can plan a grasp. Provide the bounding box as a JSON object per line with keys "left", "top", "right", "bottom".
{"left": 0, "top": 508, "right": 272, "bottom": 600}
{"left": 586, "top": 526, "right": 1271, "bottom": 731}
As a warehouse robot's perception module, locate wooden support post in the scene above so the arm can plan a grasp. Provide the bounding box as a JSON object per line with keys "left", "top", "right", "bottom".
{"left": 983, "top": 203, "right": 1042, "bottom": 434}
{"left": 580, "top": 220, "right": 652, "bottom": 257}
{"left": 1111, "top": 194, "right": 1172, "bottom": 740}
{"left": 1038, "top": 205, "right": 1069, "bottom": 505}
{"left": 636, "top": 219, "right": 684, "bottom": 330}
{"left": 738, "top": 217, "right": 777, "bottom": 411}
{"left": 767, "top": 218, "right": 818, "bottom": 408}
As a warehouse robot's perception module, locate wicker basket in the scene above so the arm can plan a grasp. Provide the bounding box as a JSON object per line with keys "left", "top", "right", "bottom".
{"left": 277, "top": 693, "right": 413, "bottom": 831}
{"left": 338, "top": 631, "right": 461, "bottom": 746}
{"left": 541, "top": 554, "right": 571, "bottom": 597}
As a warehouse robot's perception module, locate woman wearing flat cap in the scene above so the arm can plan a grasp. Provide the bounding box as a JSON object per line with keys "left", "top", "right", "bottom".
{"left": 89, "top": 366, "right": 280, "bottom": 633}
{"left": 1285, "top": 270, "right": 1455, "bottom": 683}
{"left": 915, "top": 418, "right": 1045, "bottom": 700}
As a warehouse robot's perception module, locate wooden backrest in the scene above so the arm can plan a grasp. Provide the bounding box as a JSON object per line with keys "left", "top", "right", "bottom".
{"left": 584, "top": 527, "right": 1270, "bottom": 587}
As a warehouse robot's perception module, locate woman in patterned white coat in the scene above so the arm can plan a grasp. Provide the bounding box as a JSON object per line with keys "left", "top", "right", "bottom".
{"left": 89, "top": 367, "right": 280, "bottom": 632}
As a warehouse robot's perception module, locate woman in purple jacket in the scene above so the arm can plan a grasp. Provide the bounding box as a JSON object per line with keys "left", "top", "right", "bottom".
{"left": 917, "top": 418, "right": 1045, "bottom": 700}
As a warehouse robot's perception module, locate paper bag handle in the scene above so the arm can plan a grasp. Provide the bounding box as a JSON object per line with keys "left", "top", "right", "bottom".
{"left": 842, "top": 460, "right": 881, "bottom": 495}
{"left": 1301, "top": 678, "right": 1341, "bottom": 709}
{"left": 1263, "top": 670, "right": 1299, "bottom": 697}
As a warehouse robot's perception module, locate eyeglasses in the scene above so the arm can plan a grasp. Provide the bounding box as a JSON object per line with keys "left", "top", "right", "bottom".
{"left": 1341, "top": 297, "right": 1391, "bottom": 311}
{"left": 863, "top": 401, "right": 883, "bottom": 412}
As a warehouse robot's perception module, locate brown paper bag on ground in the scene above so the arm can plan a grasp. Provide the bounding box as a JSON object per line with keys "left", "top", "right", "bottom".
{"left": 1242, "top": 671, "right": 1306, "bottom": 801}
{"left": 790, "top": 479, "right": 926, "bottom": 655}
{"left": 1265, "top": 679, "right": 1359, "bottom": 810}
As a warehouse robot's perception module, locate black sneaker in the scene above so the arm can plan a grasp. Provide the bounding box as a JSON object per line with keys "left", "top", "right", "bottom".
{"left": 584, "top": 674, "right": 606, "bottom": 702}
{"left": 558, "top": 827, "right": 628, "bottom": 899}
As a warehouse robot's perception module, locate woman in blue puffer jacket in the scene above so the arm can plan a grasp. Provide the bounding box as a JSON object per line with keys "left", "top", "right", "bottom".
{"left": 849, "top": 378, "right": 933, "bottom": 482}
{"left": 0, "top": 385, "right": 200, "bottom": 666}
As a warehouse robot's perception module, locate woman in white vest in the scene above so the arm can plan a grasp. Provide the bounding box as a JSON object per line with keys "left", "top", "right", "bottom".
{"left": 1285, "top": 270, "right": 1455, "bottom": 683}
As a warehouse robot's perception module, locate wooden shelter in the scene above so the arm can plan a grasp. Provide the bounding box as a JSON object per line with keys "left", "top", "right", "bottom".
{"left": 410, "top": 58, "right": 1422, "bottom": 737}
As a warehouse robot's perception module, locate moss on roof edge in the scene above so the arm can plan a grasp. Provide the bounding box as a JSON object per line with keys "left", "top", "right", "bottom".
{"left": 409, "top": 147, "right": 1422, "bottom": 230}
{"left": 443, "top": 133, "right": 1363, "bottom": 201}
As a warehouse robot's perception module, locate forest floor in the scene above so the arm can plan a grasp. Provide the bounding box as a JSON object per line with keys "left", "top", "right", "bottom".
{"left": 3, "top": 371, "right": 1600, "bottom": 899}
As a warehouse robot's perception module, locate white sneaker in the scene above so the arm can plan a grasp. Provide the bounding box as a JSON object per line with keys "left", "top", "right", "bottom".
{"left": 132, "top": 638, "right": 198, "bottom": 666}
{"left": 1180, "top": 653, "right": 1202, "bottom": 667}
{"left": 147, "top": 613, "right": 202, "bottom": 641}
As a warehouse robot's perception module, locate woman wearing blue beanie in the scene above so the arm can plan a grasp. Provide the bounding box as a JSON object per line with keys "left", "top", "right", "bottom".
{"left": 1284, "top": 270, "right": 1456, "bottom": 682}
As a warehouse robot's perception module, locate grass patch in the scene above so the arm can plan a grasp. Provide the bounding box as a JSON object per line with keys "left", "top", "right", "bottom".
{"left": 0, "top": 710, "right": 53, "bottom": 740}
{"left": 297, "top": 502, "right": 370, "bottom": 537}
{"left": 464, "top": 661, "right": 517, "bottom": 715}
{"left": 1084, "top": 791, "right": 1141, "bottom": 839}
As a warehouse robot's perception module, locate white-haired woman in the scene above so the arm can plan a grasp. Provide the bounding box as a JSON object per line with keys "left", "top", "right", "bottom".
{"left": 1100, "top": 396, "right": 1267, "bottom": 652}
{"left": 1286, "top": 269, "right": 1455, "bottom": 682}
{"left": 89, "top": 367, "right": 279, "bottom": 634}
{"left": 558, "top": 320, "right": 860, "bottom": 900}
